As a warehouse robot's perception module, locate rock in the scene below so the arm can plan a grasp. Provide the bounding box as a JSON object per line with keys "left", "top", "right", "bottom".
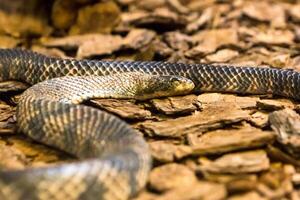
{"left": 70, "top": 1, "right": 121, "bottom": 35}
{"left": 199, "top": 150, "right": 270, "bottom": 174}
{"left": 150, "top": 95, "right": 201, "bottom": 115}
{"left": 90, "top": 99, "right": 152, "bottom": 120}
{"left": 242, "top": 2, "right": 286, "bottom": 27}
{"left": 187, "top": 29, "right": 239, "bottom": 56}
{"left": 0, "top": 142, "right": 28, "bottom": 170}
{"left": 266, "top": 145, "right": 300, "bottom": 167}
{"left": 157, "top": 181, "right": 227, "bottom": 200}
{"left": 7, "top": 136, "right": 69, "bottom": 165}
{"left": 51, "top": 0, "right": 78, "bottom": 30}
{"left": 40, "top": 34, "right": 124, "bottom": 58}
{"left": 0, "top": 0, "right": 52, "bottom": 37}
{"left": 250, "top": 111, "right": 269, "bottom": 128}
{"left": 140, "top": 105, "right": 250, "bottom": 138}
{"left": 257, "top": 99, "right": 295, "bottom": 111}
{"left": 186, "top": 8, "right": 213, "bottom": 33}
{"left": 205, "top": 49, "right": 239, "bottom": 63}
{"left": 123, "top": 29, "right": 156, "bottom": 50}
{"left": 197, "top": 93, "right": 259, "bottom": 109}
{"left": 289, "top": 4, "right": 300, "bottom": 23}
{"left": 269, "top": 109, "right": 300, "bottom": 157}
{"left": 228, "top": 192, "right": 267, "bottom": 200}
{"left": 257, "top": 165, "right": 293, "bottom": 199}
{"left": 190, "top": 127, "right": 275, "bottom": 155}
{"left": 149, "top": 141, "right": 192, "bottom": 162}
{"left": 149, "top": 163, "right": 197, "bottom": 192}
{"left": 240, "top": 27, "right": 294, "bottom": 45}
{"left": 121, "top": 8, "right": 186, "bottom": 31}
{"left": 166, "top": 0, "right": 189, "bottom": 14}
{"left": 31, "top": 46, "right": 68, "bottom": 58}
{"left": 163, "top": 31, "right": 193, "bottom": 51}
{"left": 0, "top": 35, "right": 21, "bottom": 48}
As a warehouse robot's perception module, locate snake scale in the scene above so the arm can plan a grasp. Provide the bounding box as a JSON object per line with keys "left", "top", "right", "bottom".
{"left": 0, "top": 48, "right": 299, "bottom": 200}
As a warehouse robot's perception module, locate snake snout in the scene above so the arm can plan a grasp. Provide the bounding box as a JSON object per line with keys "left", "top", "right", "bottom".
{"left": 170, "top": 76, "right": 195, "bottom": 94}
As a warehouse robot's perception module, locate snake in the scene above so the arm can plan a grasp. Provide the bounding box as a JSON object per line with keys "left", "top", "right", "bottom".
{"left": 0, "top": 48, "right": 299, "bottom": 200}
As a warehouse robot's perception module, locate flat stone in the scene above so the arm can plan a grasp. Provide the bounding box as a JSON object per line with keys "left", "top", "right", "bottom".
{"left": 257, "top": 99, "right": 295, "bottom": 111}
{"left": 197, "top": 93, "right": 259, "bottom": 109}
{"left": 199, "top": 150, "right": 270, "bottom": 174}
{"left": 266, "top": 145, "right": 300, "bottom": 167}
{"left": 90, "top": 99, "right": 152, "bottom": 120}
{"left": 249, "top": 111, "right": 269, "bottom": 128}
{"left": 0, "top": 0, "right": 52, "bottom": 37}
{"left": 205, "top": 49, "right": 239, "bottom": 63}
{"left": 157, "top": 181, "right": 227, "bottom": 200}
{"left": 269, "top": 109, "right": 300, "bottom": 157}
{"left": 69, "top": 1, "right": 121, "bottom": 34}
{"left": 242, "top": 1, "right": 285, "bottom": 27}
{"left": 0, "top": 35, "right": 21, "bottom": 48}
{"left": 149, "top": 141, "right": 192, "bottom": 162}
{"left": 187, "top": 29, "right": 239, "bottom": 56}
{"left": 0, "top": 142, "right": 28, "bottom": 170}
{"left": 121, "top": 8, "right": 186, "bottom": 31}
{"left": 149, "top": 163, "right": 197, "bottom": 192}
{"left": 123, "top": 29, "right": 156, "bottom": 50}
{"left": 140, "top": 105, "right": 250, "bottom": 138}
{"left": 289, "top": 4, "right": 300, "bottom": 23}
{"left": 228, "top": 192, "right": 267, "bottom": 200}
{"left": 190, "top": 127, "right": 275, "bottom": 155}
{"left": 150, "top": 95, "right": 200, "bottom": 115}
{"left": 40, "top": 34, "right": 124, "bottom": 58}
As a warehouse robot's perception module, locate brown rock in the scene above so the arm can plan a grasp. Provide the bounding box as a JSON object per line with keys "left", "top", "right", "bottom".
{"left": 240, "top": 28, "right": 294, "bottom": 45}
{"left": 205, "top": 49, "right": 239, "bottom": 63}
{"left": 242, "top": 2, "right": 286, "bottom": 27}
{"left": 157, "top": 181, "right": 227, "bottom": 200}
{"left": 190, "top": 127, "right": 275, "bottom": 155}
{"left": 199, "top": 150, "right": 270, "bottom": 174}
{"left": 149, "top": 141, "right": 192, "bottom": 162}
{"left": 269, "top": 109, "right": 300, "bottom": 157}
{"left": 187, "top": 29, "right": 239, "bottom": 56}
{"left": 197, "top": 93, "right": 259, "bottom": 109}
{"left": 90, "top": 99, "right": 152, "bottom": 120}
{"left": 228, "top": 192, "right": 267, "bottom": 200}
{"left": 149, "top": 163, "right": 198, "bottom": 192}
{"left": 163, "top": 31, "right": 193, "bottom": 51}
{"left": 250, "top": 111, "right": 269, "bottom": 128}
{"left": 150, "top": 95, "right": 201, "bottom": 115}
{"left": 166, "top": 0, "right": 189, "bottom": 14}
{"left": 0, "top": 0, "right": 51, "bottom": 37}
{"left": 288, "top": 4, "right": 300, "bottom": 23}
{"left": 257, "top": 99, "right": 295, "bottom": 111}
{"left": 140, "top": 105, "right": 250, "bottom": 138}
{"left": 0, "top": 35, "right": 21, "bottom": 48}
{"left": 0, "top": 143, "right": 28, "bottom": 170}
{"left": 123, "top": 29, "right": 156, "bottom": 50}
{"left": 40, "top": 34, "right": 124, "bottom": 58}
{"left": 70, "top": 1, "right": 121, "bottom": 35}
{"left": 51, "top": 0, "right": 78, "bottom": 30}
{"left": 121, "top": 8, "right": 186, "bottom": 31}
{"left": 186, "top": 8, "right": 213, "bottom": 33}
{"left": 31, "top": 46, "right": 68, "bottom": 58}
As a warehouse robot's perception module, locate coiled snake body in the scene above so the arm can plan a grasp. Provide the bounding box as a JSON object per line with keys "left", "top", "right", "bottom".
{"left": 0, "top": 48, "right": 299, "bottom": 200}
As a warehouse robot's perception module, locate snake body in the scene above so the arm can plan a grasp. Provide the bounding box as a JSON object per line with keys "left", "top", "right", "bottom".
{"left": 0, "top": 48, "right": 300, "bottom": 200}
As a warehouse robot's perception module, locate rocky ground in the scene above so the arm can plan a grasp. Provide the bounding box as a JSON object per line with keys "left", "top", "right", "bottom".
{"left": 1, "top": 0, "right": 300, "bottom": 199}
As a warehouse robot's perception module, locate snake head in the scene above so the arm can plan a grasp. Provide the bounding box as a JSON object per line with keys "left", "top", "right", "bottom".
{"left": 135, "top": 74, "right": 195, "bottom": 100}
